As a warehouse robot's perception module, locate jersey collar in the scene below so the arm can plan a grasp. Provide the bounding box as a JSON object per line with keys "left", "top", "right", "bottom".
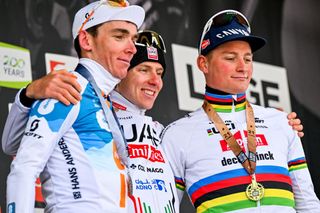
{"left": 79, "top": 58, "right": 121, "bottom": 95}
{"left": 204, "top": 85, "right": 247, "bottom": 113}
{"left": 109, "top": 90, "right": 146, "bottom": 115}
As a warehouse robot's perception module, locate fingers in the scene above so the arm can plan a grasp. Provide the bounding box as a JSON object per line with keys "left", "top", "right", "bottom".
{"left": 25, "top": 70, "right": 82, "bottom": 106}
{"left": 57, "top": 85, "right": 81, "bottom": 105}
{"left": 65, "top": 85, "right": 82, "bottom": 105}
{"left": 47, "top": 71, "right": 82, "bottom": 105}
{"left": 288, "top": 118, "right": 301, "bottom": 126}
{"left": 61, "top": 73, "right": 82, "bottom": 96}
{"left": 287, "top": 111, "right": 304, "bottom": 138}
{"left": 287, "top": 111, "right": 297, "bottom": 120}
{"left": 55, "top": 93, "right": 71, "bottom": 106}
{"left": 290, "top": 122, "right": 303, "bottom": 132}
{"left": 297, "top": 132, "right": 305, "bottom": 138}
{"left": 288, "top": 118, "right": 303, "bottom": 131}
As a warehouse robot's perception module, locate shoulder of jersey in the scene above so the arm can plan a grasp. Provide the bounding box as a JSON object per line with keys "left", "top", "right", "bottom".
{"left": 251, "top": 103, "right": 287, "bottom": 120}
{"left": 161, "top": 108, "right": 205, "bottom": 136}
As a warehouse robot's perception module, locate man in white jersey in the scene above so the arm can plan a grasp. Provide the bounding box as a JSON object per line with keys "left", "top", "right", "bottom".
{"left": 2, "top": 30, "right": 179, "bottom": 212}
{"left": 111, "top": 30, "right": 178, "bottom": 212}
{"left": 160, "top": 10, "right": 320, "bottom": 212}
{"left": 4, "top": 0, "right": 145, "bottom": 212}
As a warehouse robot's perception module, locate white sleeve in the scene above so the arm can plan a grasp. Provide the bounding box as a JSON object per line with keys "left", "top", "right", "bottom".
{"left": 286, "top": 121, "right": 320, "bottom": 211}
{"left": 6, "top": 98, "right": 79, "bottom": 213}
{"left": 2, "top": 89, "right": 31, "bottom": 155}
{"left": 161, "top": 123, "right": 187, "bottom": 202}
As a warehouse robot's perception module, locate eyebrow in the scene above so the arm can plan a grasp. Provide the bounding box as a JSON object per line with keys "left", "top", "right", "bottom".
{"left": 110, "top": 28, "right": 138, "bottom": 39}
{"left": 110, "top": 28, "right": 130, "bottom": 34}
{"left": 140, "top": 64, "right": 164, "bottom": 71}
{"left": 222, "top": 51, "right": 253, "bottom": 56}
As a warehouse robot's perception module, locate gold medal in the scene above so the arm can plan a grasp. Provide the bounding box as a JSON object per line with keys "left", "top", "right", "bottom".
{"left": 246, "top": 175, "right": 264, "bottom": 201}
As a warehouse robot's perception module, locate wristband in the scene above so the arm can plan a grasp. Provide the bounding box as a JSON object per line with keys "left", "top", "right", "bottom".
{"left": 20, "top": 85, "right": 36, "bottom": 107}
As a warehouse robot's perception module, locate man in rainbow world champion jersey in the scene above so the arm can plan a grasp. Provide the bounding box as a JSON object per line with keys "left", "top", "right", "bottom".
{"left": 160, "top": 9, "right": 320, "bottom": 212}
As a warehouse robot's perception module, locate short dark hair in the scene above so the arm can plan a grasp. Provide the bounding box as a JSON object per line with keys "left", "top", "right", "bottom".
{"left": 74, "top": 23, "right": 103, "bottom": 58}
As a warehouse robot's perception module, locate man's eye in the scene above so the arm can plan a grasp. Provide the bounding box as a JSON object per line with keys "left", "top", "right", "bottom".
{"left": 157, "top": 71, "right": 163, "bottom": 76}
{"left": 132, "top": 37, "right": 138, "bottom": 43}
{"left": 114, "top": 35, "right": 124, "bottom": 40}
{"left": 245, "top": 58, "right": 252, "bottom": 63}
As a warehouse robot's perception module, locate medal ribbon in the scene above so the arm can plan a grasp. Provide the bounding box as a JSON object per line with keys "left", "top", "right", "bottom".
{"left": 202, "top": 99, "right": 257, "bottom": 174}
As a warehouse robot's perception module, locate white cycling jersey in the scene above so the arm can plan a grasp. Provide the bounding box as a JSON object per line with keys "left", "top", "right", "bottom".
{"left": 2, "top": 68, "right": 179, "bottom": 213}
{"left": 6, "top": 58, "right": 128, "bottom": 213}
{"left": 161, "top": 89, "right": 320, "bottom": 213}
{"left": 110, "top": 91, "right": 179, "bottom": 213}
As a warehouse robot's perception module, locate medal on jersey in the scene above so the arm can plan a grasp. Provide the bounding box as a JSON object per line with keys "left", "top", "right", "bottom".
{"left": 203, "top": 100, "right": 264, "bottom": 202}
{"left": 246, "top": 174, "right": 264, "bottom": 201}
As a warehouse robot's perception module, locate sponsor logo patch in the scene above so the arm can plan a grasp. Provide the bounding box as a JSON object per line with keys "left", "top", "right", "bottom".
{"left": 147, "top": 46, "right": 158, "bottom": 60}
{"left": 24, "top": 119, "right": 43, "bottom": 139}
{"left": 58, "top": 138, "right": 82, "bottom": 199}
{"left": 135, "top": 178, "right": 167, "bottom": 192}
{"left": 244, "top": 131, "right": 268, "bottom": 146}
{"left": 221, "top": 151, "right": 275, "bottom": 166}
{"left": 130, "top": 164, "right": 164, "bottom": 173}
{"left": 128, "top": 144, "right": 165, "bottom": 163}
{"left": 220, "top": 131, "right": 245, "bottom": 152}
{"left": 201, "top": 39, "right": 210, "bottom": 50}
{"left": 30, "top": 119, "right": 40, "bottom": 131}
{"left": 219, "top": 130, "right": 269, "bottom": 152}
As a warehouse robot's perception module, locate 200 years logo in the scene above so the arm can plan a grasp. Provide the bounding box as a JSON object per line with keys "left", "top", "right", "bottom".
{"left": 0, "top": 42, "right": 32, "bottom": 89}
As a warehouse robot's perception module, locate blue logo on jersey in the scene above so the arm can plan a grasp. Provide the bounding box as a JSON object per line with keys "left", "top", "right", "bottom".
{"left": 8, "top": 202, "right": 15, "bottom": 213}
{"left": 135, "top": 178, "right": 168, "bottom": 192}
{"left": 30, "top": 99, "right": 73, "bottom": 132}
{"left": 153, "top": 179, "right": 167, "bottom": 192}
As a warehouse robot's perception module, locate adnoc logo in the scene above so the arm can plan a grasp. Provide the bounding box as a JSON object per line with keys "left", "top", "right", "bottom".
{"left": 0, "top": 42, "right": 32, "bottom": 89}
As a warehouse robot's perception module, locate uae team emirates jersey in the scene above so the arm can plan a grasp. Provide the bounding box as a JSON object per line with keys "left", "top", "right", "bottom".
{"left": 110, "top": 91, "right": 179, "bottom": 213}
{"left": 161, "top": 91, "right": 320, "bottom": 213}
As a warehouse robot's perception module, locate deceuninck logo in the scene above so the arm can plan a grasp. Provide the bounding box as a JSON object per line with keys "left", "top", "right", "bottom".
{"left": 0, "top": 42, "right": 32, "bottom": 89}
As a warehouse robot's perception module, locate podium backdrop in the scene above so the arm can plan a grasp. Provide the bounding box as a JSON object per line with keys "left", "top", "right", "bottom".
{"left": 0, "top": 0, "right": 319, "bottom": 212}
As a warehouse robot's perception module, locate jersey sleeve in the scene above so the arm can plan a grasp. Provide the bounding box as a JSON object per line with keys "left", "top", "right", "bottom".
{"left": 2, "top": 89, "right": 31, "bottom": 155}
{"left": 6, "top": 98, "right": 79, "bottom": 213}
{"left": 284, "top": 116, "right": 320, "bottom": 211}
{"left": 161, "top": 123, "right": 187, "bottom": 202}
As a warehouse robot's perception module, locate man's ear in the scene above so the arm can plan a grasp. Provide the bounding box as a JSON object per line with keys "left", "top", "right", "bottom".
{"left": 78, "top": 30, "right": 92, "bottom": 52}
{"left": 197, "top": 55, "right": 209, "bottom": 74}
